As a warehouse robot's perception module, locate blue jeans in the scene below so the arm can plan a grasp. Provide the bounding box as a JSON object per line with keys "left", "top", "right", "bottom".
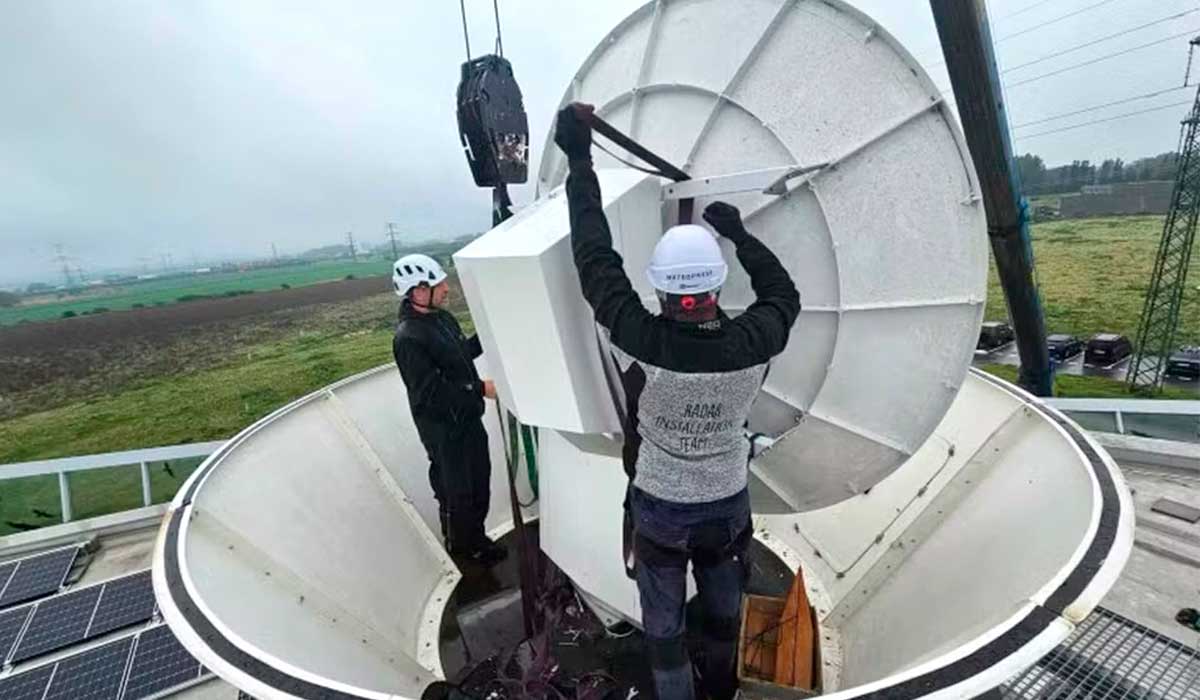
{"left": 630, "top": 487, "right": 751, "bottom": 700}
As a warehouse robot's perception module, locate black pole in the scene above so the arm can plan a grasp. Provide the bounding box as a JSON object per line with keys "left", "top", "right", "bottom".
{"left": 930, "top": 0, "right": 1053, "bottom": 396}
{"left": 490, "top": 189, "right": 539, "bottom": 637}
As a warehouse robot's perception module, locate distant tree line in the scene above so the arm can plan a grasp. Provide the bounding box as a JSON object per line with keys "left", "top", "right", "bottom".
{"left": 1017, "top": 151, "right": 1179, "bottom": 196}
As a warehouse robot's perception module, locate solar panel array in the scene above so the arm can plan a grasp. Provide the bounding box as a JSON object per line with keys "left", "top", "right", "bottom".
{"left": 0, "top": 546, "right": 80, "bottom": 609}
{"left": 14, "top": 584, "right": 104, "bottom": 662}
{"left": 123, "top": 625, "right": 208, "bottom": 699}
{"left": 0, "top": 605, "right": 34, "bottom": 664}
{"left": 2, "top": 570, "right": 156, "bottom": 664}
{"left": 0, "top": 625, "right": 208, "bottom": 700}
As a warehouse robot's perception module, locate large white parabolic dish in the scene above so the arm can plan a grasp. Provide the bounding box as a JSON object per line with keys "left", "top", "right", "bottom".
{"left": 537, "top": 0, "right": 988, "bottom": 511}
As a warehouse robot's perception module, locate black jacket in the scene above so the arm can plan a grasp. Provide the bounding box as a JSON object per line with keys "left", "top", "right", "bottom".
{"left": 566, "top": 160, "right": 801, "bottom": 503}
{"left": 393, "top": 300, "right": 485, "bottom": 427}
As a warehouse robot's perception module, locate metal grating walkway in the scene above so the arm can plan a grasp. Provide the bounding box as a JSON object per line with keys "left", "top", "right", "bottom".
{"left": 1003, "top": 607, "right": 1200, "bottom": 699}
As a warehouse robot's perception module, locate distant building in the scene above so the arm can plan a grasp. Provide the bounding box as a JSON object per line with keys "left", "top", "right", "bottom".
{"left": 1059, "top": 180, "right": 1174, "bottom": 219}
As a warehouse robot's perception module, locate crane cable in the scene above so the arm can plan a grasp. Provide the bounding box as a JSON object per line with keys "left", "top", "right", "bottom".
{"left": 457, "top": 0, "right": 506, "bottom": 61}
{"left": 493, "top": 0, "right": 504, "bottom": 57}
{"left": 458, "top": 0, "right": 471, "bottom": 62}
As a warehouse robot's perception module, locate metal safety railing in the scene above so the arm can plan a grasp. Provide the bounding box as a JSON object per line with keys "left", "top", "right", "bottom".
{"left": 1046, "top": 398, "right": 1200, "bottom": 444}
{"left": 0, "top": 396, "right": 1195, "bottom": 527}
{"left": 0, "top": 441, "right": 225, "bottom": 523}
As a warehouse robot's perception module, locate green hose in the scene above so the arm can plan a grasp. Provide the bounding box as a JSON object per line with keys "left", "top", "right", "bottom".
{"left": 520, "top": 424, "right": 539, "bottom": 499}
{"left": 502, "top": 411, "right": 539, "bottom": 504}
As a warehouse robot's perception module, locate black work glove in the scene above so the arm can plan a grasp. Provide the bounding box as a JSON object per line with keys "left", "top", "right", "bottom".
{"left": 554, "top": 102, "right": 594, "bottom": 162}
{"left": 702, "top": 201, "right": 750, "bottom": 243}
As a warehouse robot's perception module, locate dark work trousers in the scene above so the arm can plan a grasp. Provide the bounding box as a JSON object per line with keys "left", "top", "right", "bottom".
{"left": 630, "top": 486, "right": 751, "bottom": 700}
{"left": 417, "top": 417, "right": 492, "bottom": 554}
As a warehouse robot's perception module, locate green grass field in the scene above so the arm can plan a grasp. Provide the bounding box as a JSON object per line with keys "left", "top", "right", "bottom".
{"left": 0, "top": 324, "right": 401, "bottom": 535}
{"left": 984, "top": 215, "right": 1200, "bottom": 345}
{"left": 0, "top": 258, "right": 391, "bottom": 326}
{"left": 0, "top": 326, "right": 400, "bottom": 465}
{"left": 977, "top": 364, "right": 1196, "bottom": 400}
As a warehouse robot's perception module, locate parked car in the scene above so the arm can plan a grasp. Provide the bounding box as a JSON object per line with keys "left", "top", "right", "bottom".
{"left": 1084, "top": 333, "right": 1132, "bottom": 367}
{"left": 977, "top": 321, "right": 1015, "bottom": 351}
{"left": 1046, "top": 334, "right": 1084, "bottom": 363}
{"left": 1165, "top": 346, "right": 1200, "bottom": 380}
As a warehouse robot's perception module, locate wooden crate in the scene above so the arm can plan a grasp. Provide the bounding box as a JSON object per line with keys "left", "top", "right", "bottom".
{"left": 738, "top": 595, "right": 821, "bottom": 700}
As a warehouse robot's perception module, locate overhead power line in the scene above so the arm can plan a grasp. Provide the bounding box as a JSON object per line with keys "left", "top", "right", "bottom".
{"left": 993, "top": 0, "right": 1059, "bottom": 24}
{"left": 1014, "top": 100, "right": 1194, "bottom": 140}
{"left": 996, "top": 0, "right": 1123, "bottom": 44}
{"left": 1002, "top": 8, "right": 1200, "bottom": 73}
{"left": 936, "top": 29, "right": 1195, "bottom": 94}
{"left": 1006, "top": 28, "right": 1200, "bottom": 89}
{"left": 1011, "top": 84, "right": 1194, "bottom": 129}
{"left": 924, "top": 0, "right": 1125, "bottom": 69}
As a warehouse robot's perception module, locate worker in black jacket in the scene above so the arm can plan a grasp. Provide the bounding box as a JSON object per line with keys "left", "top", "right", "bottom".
{"left": 555, "top": 103, "right": 801, "bottom": 700}
{"left": 392, "top": 253, "right": 506, "bottom": 567}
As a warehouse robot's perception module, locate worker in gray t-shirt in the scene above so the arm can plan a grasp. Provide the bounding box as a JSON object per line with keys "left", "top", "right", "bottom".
{"left": 555, "top": 103, "right": 801, "bottom": 700}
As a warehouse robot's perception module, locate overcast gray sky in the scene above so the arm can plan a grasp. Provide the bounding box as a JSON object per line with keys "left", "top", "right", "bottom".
{"left": 1, "top": 0, "right": 1196, "bottom": 287}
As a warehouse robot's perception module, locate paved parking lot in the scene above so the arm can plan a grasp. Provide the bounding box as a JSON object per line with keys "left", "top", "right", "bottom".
{"left": 973, "top": 342, "right": 1200, "bottom": 392}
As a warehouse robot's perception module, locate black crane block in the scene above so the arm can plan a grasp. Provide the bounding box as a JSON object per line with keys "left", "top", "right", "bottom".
{"left": 457, "top": 55, "right": 529, "bottom": 187}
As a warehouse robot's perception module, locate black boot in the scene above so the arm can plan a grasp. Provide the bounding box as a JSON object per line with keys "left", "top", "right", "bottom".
{"left": 451, "top": 537, "right": 508, "bottom": 568}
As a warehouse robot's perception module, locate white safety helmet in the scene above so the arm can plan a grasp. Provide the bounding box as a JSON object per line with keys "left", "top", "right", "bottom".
{"left": 645, "top": 224, "right": 728, "bottom": 295}
{"left": 392, "top": 254, "right": 448, "bottom": 298}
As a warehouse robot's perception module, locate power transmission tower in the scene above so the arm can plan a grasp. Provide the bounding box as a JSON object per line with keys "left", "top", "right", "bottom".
{"left": 1127, "top": 37, "right": 1200, "bottom": 392}
{"left": 386, "top": 223, "right": 400, "bottom": 260}
{"left": 271, "top": 242, "right": 279, "bottom": 263}
{"left": 51, "top": 244, "right": 74, "bottom": 287}
{"left": 346, "top": 232, "right": 357, "bottom": 261}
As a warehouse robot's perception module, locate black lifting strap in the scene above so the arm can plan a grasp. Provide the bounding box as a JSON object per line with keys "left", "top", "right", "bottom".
{"left": 583, "top": 111, "right": 696, "bottom": 225}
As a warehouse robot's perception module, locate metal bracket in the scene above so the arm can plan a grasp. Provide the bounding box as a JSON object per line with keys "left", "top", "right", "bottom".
{"left": 660, "top": 163, "right": 828, "bottom": 201}
{"left": 763, "top": 162, "right": 830, "bottom": 195}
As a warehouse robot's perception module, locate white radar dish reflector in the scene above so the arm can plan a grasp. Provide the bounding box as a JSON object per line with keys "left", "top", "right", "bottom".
{"left": 537, "top": 0, "right": 988, "bottom": 512}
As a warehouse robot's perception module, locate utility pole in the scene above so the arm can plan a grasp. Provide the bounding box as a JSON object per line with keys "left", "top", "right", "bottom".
{"left": 1128, "top": 36, "right": 1200, "bottom": 392}
{"left": 346, "top": 232, "right": 357, "bottom": 261}
{"left": 930, "top": 0, "right": 1053, "bottom": 396}
{"left": 271, "top": 242, "right": 279, "bottom": 263}
{"left": 386, "top": 223, "right": 400, "bottom": 261}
